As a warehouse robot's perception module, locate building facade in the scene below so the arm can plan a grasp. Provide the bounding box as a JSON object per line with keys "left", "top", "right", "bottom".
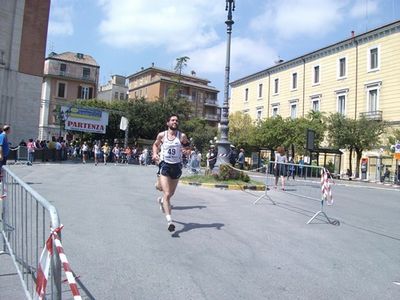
{"left": 127, "top": 66, "right": 220, "bottom": 126}
{"left": 38, "top": 52, "right": 100, "bottom": 140}
{"left": 230, "top": 20, "right": 400, "bottom": 178}
{"left": 98, "top": 75, "right": 128, "bottom": 103}
{"left": 0, "top": 0, "right": 51, "bottom": 145}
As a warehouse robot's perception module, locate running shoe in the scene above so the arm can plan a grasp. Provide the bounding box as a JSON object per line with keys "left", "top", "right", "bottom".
{"left": 157, "top": 197, "right": 165, "bottom": 213}
{"left": 167, "top": 221, "right": 175, "bottom": 232}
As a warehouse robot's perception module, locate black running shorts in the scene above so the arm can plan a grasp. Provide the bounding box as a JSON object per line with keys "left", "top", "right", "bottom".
{"left": 159, "top": 161, "right": 182, "bottom": 180}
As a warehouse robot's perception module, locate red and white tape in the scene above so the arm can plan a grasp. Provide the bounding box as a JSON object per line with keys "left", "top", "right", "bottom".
{"left": 321, "top": 168, "right": 333, "bottom": 205}
{"left": 34, "top": 225, "right": 82, "bottom": 300}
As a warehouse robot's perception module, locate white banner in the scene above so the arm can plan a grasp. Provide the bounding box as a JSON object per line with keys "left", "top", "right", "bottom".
{"left": 62, "top": 106, "right": 109, "bottom": 134}
{"left": 120, "top": 116, "right": 129, "bottom": 131}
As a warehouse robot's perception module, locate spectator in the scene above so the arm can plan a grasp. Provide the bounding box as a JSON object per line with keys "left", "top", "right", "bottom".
{"left": 27, "top": 138, "right": 36, "bottom": 165}
{"left": 237, "top": 148, "right": 245, "bottom": 170}
{"left": 229, "top": 145, "right": 238, "bottom": 167}
{"left": 207, "top": 145, "right": 217, "bottom": 171}
{"left": 274, "top": 146, "right": 287, "bottom": 190}
{"left": 346, "top": 169, "right": 352, "bottom": 180}
{"left": 381, "top": 167, "right": 390, "bottom": 183}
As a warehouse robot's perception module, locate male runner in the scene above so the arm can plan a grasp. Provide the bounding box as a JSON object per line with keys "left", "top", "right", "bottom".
{"left": 152, "top": 114, "right": 190, "bottom": 232}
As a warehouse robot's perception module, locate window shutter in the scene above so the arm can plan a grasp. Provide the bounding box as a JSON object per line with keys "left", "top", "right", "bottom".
{"left": 78, "top": 86, "right": 82, "bottom": 98}
{"left": 89, "top": 87, "right": 93, "bottom": 99}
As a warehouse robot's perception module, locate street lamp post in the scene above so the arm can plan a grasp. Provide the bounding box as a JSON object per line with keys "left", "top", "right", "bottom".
{"left": 216, "top": 0, "right": 235, "bottom": 166}
{"left": 58, "top": 110, "right": 64, "bottom": 139}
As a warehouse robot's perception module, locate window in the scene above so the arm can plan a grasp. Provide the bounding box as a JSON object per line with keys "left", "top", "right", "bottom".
{"left": 313, "top": 65, "right": 320, "bottom": 84}
{"left": 83, "top": 67, "right": 90, "bottom": 79}
{"left": 274, "top": 78, "right": 279, "bottom": 94}
{"left": 256, "top": 106, "right": 264, "bottom": 120}
{"left": 292, "top": 73, "right": 297, "bottom": 90}
{"left": 78, "top": 86, "right": 93, "bottom": 99}
{"left": 337, "top": 94, "right": 346, "bottom": 115}
{"left": 338, "top": 57, "right": 346, "bottom": 78}
{"left": 311, "top": 98, "right": 320, "bottom": 112}
{"left": 245, "top": 88, "right": 249, "bottom": 101}
{"left": 60, "top": 63, "right": 66, "bottom": 75}
{"left": 290, "top": 103, "right": 297, "bottom": 119}
{"left": 368, "top": 89, "right": 378, "bottom": 111}
{"left": 368, "top": 46, "right": 379, "bottom": 71}
{"left": 271, "top": 104, "right": 279, "bottom": 117}
{"left": 365, "top": 81, "right": 381, "bottom": 113}
{"left": 114, "top": 92, "right": 119, "bottom": 99}
{"left": 258, "top": 84, "right": 263, "bottom": 98}
{"left": 120, "top": 93, "right": 125, "bottom": 100}
{"left": 57, "top": 82, "right": 66, "bottom": 98}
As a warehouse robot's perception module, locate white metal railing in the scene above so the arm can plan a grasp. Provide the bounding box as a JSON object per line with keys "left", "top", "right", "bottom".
{"left": 1, "top": 166, "right": 62, "bottom": 299}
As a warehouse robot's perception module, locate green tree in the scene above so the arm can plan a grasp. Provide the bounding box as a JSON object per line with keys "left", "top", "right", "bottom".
{"left": 352, "top": 117, "right": 386, "bottom": 177}
{"left": 327, "top": 113, "right": 386, "bottom": 177}
{"left": 327, "top": 113, "right": 355, "bottom": 172}
{"left": 229, "top": 112, "right": 257, "bottom": 150}
{"left": 170, "top": 56, "right": 190, "bottom": 100}
{"left": 387, "top": 128, "right": 400, "bottom": 151}
{"left": 253, "top": 116, "right": 289, "bottom": 153}
{"left": 180, "top": 118, "right": 217, "bottom": 153}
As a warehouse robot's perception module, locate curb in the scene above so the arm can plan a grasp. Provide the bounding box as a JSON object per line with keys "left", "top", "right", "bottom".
{"left": 180, "top": 180, "right": 265, "bottom": 191}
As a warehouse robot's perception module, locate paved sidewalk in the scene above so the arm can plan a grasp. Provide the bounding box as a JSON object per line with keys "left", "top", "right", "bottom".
{"left": 1, "top": 163, "right": 400, "bottom": 299}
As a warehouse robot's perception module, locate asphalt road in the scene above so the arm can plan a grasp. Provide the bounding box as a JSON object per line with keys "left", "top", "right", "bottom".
{"left": 1, "top": 162, "right": 400, "bottom": 300}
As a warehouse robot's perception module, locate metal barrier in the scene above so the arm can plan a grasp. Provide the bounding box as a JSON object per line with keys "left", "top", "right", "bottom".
{"left": 1, "top": 165, "right": 62, "bottom": 299}
{"left": 252, "top": 161, "right": 337, "bottom": 225}
{"left": 8, "top": 146, "right": 30, "bottom": 165}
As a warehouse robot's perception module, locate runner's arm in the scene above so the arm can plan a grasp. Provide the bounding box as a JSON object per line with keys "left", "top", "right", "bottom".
{"left": 152, "top": 132, "right": 164, "bottom": 162}
{"left": 180, "top": 133, "right": 191, "bottom": 155}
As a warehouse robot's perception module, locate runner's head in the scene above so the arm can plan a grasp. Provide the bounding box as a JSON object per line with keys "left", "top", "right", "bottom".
{"left": 166, "top": 114, "right": 179, "bottom": 131}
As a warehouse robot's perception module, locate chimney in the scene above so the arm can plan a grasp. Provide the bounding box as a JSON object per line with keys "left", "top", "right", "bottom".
{"left": 151, "top": 62, "right": 154, "bottom": 67}
{"left": 191, "top": 70, "right": 196, "bottom": 76}
{"left": 351, "top": 30, "right": 355, "bottom": 38}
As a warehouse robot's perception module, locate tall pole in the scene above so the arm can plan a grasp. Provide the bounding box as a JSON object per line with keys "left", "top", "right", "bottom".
{"left": 216, "top": 0, "right": 235, "bottom": 166}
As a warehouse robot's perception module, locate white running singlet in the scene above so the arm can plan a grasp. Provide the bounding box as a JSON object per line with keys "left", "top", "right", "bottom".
{"left": 161, "top": 130, "right": 182, "bottom": 164}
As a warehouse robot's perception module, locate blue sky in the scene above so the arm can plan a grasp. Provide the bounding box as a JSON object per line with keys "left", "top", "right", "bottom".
{"left": 47, "top": 0, "right": 400, "bottom": 103}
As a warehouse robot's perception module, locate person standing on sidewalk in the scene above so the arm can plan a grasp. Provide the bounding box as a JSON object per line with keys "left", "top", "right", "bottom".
{"left": 0, "top": 125, "right": 11, "bottom": 181}
{"left": 237, "top": 148, "right": 245, "bottom": 170}
{"left": 152, "top": 114, "right": 190, "bottom": 232}
{"left": 274, "top": 146, "right": 287, "bottom": 190}
{"left": 27, "top": 138, "right": 36, "bottom": 165}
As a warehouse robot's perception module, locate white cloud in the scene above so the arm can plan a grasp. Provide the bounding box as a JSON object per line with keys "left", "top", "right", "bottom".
{"left": 97, "top": 0, "right": 224, "bottom": 52}
{"left": 48, "top": 4, "right": 74, "bottom": 36}
{"left": 350, "top": 0, "right": 379, "bottom": 18}
{"left": 249, "top": 0, "right": 350, "bottom": 39}
{"left": 188, "top": 37, "right": 278, "bottom": 79}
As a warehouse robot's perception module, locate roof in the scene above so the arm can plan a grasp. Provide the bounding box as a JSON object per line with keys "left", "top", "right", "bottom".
{"left": 46, "top": 51, "right": 99, "bottom": 67}
{"left": 127, "top": 66, "right": 210, "bottom": 84}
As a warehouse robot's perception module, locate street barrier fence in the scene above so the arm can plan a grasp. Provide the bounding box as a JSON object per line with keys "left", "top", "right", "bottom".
{"left": 245, "top": 162, "right": 336, "bottom": 224}
{"left": 1, "top": 166, "right": 62, "bottom": 299}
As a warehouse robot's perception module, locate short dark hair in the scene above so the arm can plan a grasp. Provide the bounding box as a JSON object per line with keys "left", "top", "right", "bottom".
{"left": 167, "top": 114, "right": 179, "bottom": 122}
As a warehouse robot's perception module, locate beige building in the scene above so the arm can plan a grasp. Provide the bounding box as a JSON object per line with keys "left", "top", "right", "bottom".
{"left": 127, "top": 65, "right": 220, "bottom": 126}
{"left": 98, "top": 75, "right": 128, "bottom": 103}
{"left": 0, "top": 0, "right": 51, "bottom": 145}
{"left": 38, "top": 52, "right": 100, "bottom": 140}
{"left": 230, "top": 20, "right": 400, "bottom": 180}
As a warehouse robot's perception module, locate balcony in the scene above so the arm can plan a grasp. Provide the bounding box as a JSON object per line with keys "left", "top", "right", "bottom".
{"left": 359, "top": 110, "right": 382, "bottom": 121}
{"left": 204, "top": 113, "right": 220, "bottom": 121}
{"left": 203, "top": 99, "right": 218, "bottom": 106}
{"left": 180, "top": 94, "right": 193, "bottom": 101}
